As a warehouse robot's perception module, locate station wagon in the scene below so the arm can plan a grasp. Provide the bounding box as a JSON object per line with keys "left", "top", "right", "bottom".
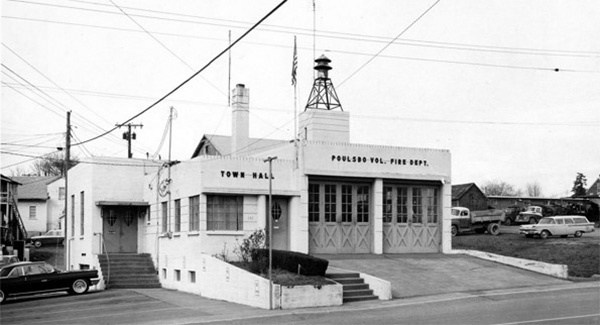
{"left": 519, "top": 215, "right": 595, "bottom": 239}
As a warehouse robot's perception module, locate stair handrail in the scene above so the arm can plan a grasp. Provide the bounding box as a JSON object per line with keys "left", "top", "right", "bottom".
{"left": 94, "top": 232, "right": 110, "bottom": 288}
{"left": 9, "top": 195, "right": 28, "bottom": 241}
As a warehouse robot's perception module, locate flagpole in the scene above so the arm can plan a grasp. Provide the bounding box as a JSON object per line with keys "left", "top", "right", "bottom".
{"left": 292, "top": 35, "right": 298, "bottom": 169}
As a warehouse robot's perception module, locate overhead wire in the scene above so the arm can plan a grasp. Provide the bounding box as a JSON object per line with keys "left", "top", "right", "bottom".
{"left": 71, "top": 0, "right": 289, "bottom": 147}
{"left": 8, "top": 0, "right": 600, "bottom": 57}
{"left": 338, "top": 0, "right": 442, "bottom": 87}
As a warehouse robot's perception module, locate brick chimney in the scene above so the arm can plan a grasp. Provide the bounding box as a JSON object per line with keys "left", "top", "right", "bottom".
{"left": 231, "top": 84, "right": 249, "bottom": 156}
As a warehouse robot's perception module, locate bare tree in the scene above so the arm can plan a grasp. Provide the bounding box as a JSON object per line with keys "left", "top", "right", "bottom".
{"left": 526, "top": 182, "right": 542, "bottom": 197}
{"left": 481, "top": 180, "right": 522, "bottom": 196}
{"left": 30, "top": 152, "right": 79, "bottom": 176}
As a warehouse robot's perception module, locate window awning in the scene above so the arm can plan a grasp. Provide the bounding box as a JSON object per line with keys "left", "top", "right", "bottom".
{"left": 95, "top": 201, "right": 149, "bottom": 207}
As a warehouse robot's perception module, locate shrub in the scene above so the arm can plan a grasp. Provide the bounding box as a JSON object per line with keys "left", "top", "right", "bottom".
{"left": 234, "top": 229, "right": 266, "bottom": 263}
{"left": 251, "top": 249, "right": 329, "bottom": 276}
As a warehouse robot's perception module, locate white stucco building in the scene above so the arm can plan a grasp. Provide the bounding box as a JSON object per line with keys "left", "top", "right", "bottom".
{"left": 65, "top": 57, "right": 452, "bottom": 294}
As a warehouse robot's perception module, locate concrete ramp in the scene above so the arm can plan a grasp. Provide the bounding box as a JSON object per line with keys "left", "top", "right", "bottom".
{"left": 318, "top": 254, "right": 569, "bottom": 298}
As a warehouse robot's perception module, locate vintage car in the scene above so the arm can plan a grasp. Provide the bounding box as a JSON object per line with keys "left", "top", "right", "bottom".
{"left": 0, "top": 261, "right": 99, "bottom": 303}
{"left": 30, "top": 230, "right": 64, "bottom": 248}
{"left": 514, "top": 205, "right": 554, "bottom": 224}
{"left": 519, "top": 215, "right": 595, "bottom": 239}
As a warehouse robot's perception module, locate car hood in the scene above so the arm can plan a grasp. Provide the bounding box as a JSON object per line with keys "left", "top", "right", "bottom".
{"left": 520, "top": 225, "right": 535, "bottom": 230}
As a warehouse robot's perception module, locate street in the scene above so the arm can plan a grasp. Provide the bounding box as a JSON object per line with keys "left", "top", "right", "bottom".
{"left": 1, "top": 283, "right": 598, "bottom": 324}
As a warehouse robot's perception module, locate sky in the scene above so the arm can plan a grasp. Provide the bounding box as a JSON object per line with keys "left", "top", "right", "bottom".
{"left": 1, "top": 0, "right": 599, "bottom": 198}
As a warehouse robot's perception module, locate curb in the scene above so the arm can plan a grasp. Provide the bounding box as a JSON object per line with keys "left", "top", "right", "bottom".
{"left": 449, "top": 249, "right": 568, "bottom": 279}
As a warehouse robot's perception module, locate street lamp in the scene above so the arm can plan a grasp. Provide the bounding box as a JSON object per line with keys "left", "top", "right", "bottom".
{"left": 263, "top": 156, "right": 277, "bottom": 309}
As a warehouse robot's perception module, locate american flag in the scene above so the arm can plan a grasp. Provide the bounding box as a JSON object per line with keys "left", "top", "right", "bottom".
{"left": 291, "top": 36, "right": 297, "bottom": 86}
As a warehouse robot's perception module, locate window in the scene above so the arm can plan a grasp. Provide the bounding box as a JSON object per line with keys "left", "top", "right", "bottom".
{"left": 207, "top": 195, "right": 243, "bottom": 231}
{"left": 174, "top": 199, "right": 181, "bottom": 232}
{"left": 341, "top": 185, "right": 352, "bottom": 222}
{"left": 71, "top": 194, "right": 75, "bottom": 236}
{"left": 162, "top": 268, "right": 167, "bottom": 279}
{"left": 189, "top": 195, "right": 200, "bottom": 231}
{"left": 383, "top": 187, "right": 392, "bottom": 223}
{"left": 58, "top": 187, "right": 65, "bottom": 200}
{"left": 29, "top": 206, "right": 37, "bottom": 219}
{"left": 357, "top": 186, "right": 369, "bottom": 222}
{"left": 80, "top": 191, "right": 85, "bottom": 236}
{"left": 425, "top": 188, "right": 439, "bottom": 224}
{"left": 396, "top": 187, "right": 408, "bottom": 223}
{"left": 412, "top": 188, "right": 422, "bottom": 223}
{"left": 189, "top": 271, "right": 196, "bottom": 283}
{"left": 175, "top": 269, "right": 181, "bottom": 281}
{"left": 324, "top": 185, "right": 336, "bottom": 222}
{"left": 161, "top": 202, "right": 168, "bottom": 233}
{"left": 308, "top": 184, "right": 320, "bottom": 222}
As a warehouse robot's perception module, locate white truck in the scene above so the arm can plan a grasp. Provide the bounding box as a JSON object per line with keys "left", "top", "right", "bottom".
{"left": 451, "top": 207, "right": 506, "bottom": 236}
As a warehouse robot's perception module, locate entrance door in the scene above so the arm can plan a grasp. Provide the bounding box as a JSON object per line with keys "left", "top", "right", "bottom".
{"left": 383, "top": 186, "right": 440, "bottom": 253}
{"left": 271, "top": 198, "right": 289, "bottom": 250}
{"left": 102, "top": 207, "right": 138, "bottom": 253}
{"left": 309, "top": 182, "right": 372, "bottom": 254}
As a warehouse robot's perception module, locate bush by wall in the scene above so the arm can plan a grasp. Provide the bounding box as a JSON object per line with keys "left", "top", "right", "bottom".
{"left": 251, "top": 249, "right": 329, "bottom": 276}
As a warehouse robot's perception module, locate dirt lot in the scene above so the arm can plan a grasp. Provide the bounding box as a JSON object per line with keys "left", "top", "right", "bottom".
{"left": 453, "top": 226, "right": 600, "bottom": 278}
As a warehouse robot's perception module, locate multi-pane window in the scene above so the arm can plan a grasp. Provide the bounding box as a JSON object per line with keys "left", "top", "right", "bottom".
{"left": 189, "top": 195, "right": 200, "bottom": 231}
{"left": 29, "top": 206, "right": 37, "bottom": 220}
{"left": 80, "top": 191, "right": 85, "bottom": 236}
{"left": 174, "top": 199, "right": 181, "bottom": 232}
{"left": 308, "top": 184, "right": 320, "bottom": 222}
{"left": 397, "top": 187, "right": 408, "bottom": 223}
{"left": 425, "top": 188, "right": 439, "bottom": 224}
{"left": 341, "top": 185, "right": 352, "bottom": 222}
{"left": 207, "top": 195, "right": 243, "bottom": 231}
{"left": 357, "top": 186, "right": 369, "bottom": 222}
{"left": 324, "top": 185, "right": 336, "bottom": 222}
{"left": 383, "top": 187, "right": 393, "bottom": 223}
{"left": 412, "top": 188, "right": 423, "bottom": 223}
{"left": 161, "top": 201, "right": 168, "bottom": 233}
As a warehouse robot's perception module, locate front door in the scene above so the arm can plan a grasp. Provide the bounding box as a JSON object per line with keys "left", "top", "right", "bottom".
{"left": 270, "top": 198, "right": 289, "bottom": 250}
{"left": 102, "top": 206, "right": 138, "bottom": 253}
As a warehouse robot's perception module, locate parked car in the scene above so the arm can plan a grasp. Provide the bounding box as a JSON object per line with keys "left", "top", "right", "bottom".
{"left": 0, "top": 261, "right": 99, "bottom": 303}
{"left": 30, "top": 230, "right": 64, "bottom": 248}
{"left": 0, "top": 255, "right": 19, "bottom": 267}
{"left": 503, "top": 205, "right": 523, "bottom": 225}
{"left": 519, "top": 215, "right": 595, "bottom": 239}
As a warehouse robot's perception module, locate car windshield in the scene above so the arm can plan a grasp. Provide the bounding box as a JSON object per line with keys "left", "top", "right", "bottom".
{"left": 451, "top": 209, "right": 459, "bottom": 216}
{"left": 525, "top": 207, "right": 538, "bottom": 212}
{"left": 538, "top": 218, "right": 554, "bottom": 224}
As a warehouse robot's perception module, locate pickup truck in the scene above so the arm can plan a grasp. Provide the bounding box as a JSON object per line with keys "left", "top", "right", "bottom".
{"left": 451, "top": 207, "right": 506, "bottom": 236}
{"left": 514, "top": 205, "right": 554, "bottom": 224}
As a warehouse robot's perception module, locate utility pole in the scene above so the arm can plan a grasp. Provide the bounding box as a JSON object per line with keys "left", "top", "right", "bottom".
{"left": 264, "top": 156, "right": 277, "bottom": 309}
{"left": 116, "top": 123, "right": 143, "bottom": 158}
{"left": 64, "top": 111, "right": 71, "bottom": 271}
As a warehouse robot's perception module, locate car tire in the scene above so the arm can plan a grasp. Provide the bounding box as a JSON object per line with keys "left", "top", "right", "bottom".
{"left": 34, "top": 241, "right": 42, "bottom": 248}
{"left": 540, "top": 230, "right": 550, "bottom": 239}
{"left": 451, "top": 225, "right": 458, "bottom": 237}
{"left": 528, "top": 218, "right": 537, "bottom": 224}
{"left": 0, "top": 289, "right": 5, "bottom": 304}
{"left": 574, "top": 231, "right": 583, "bottom": 238}
{"left": 69, "top": 279, "right": 89, "bottom": 295}
{"left": 487, "top": 223, "right": 500, "bottom": 236}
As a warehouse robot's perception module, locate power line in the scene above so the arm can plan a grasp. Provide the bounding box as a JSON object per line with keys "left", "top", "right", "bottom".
{"left": 338, "top": 0, "right": 442, "bottom": 87}
{"left": 107, "top": 0, "right": 226, "bottom": 97}
{"left": 9, "top": 0, "right": 599, "bottom": 57}
{"left": 72, "top": 0, "right": 289, "bottom": 147}
{"left": 1, "top": 150, "right": 162, "bottom": 168}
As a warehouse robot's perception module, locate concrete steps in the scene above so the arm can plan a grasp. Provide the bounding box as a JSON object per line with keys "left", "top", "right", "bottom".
{"left": 326, "top": 272, "right": 378, "bottom": 303}
{"left": 98, "top": 253, "right": 161, "bottom": 289}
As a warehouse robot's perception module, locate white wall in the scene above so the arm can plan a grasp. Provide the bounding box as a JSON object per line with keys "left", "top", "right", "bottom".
{"left": 18, "top": 201, "right": 47, "bottom": 234}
